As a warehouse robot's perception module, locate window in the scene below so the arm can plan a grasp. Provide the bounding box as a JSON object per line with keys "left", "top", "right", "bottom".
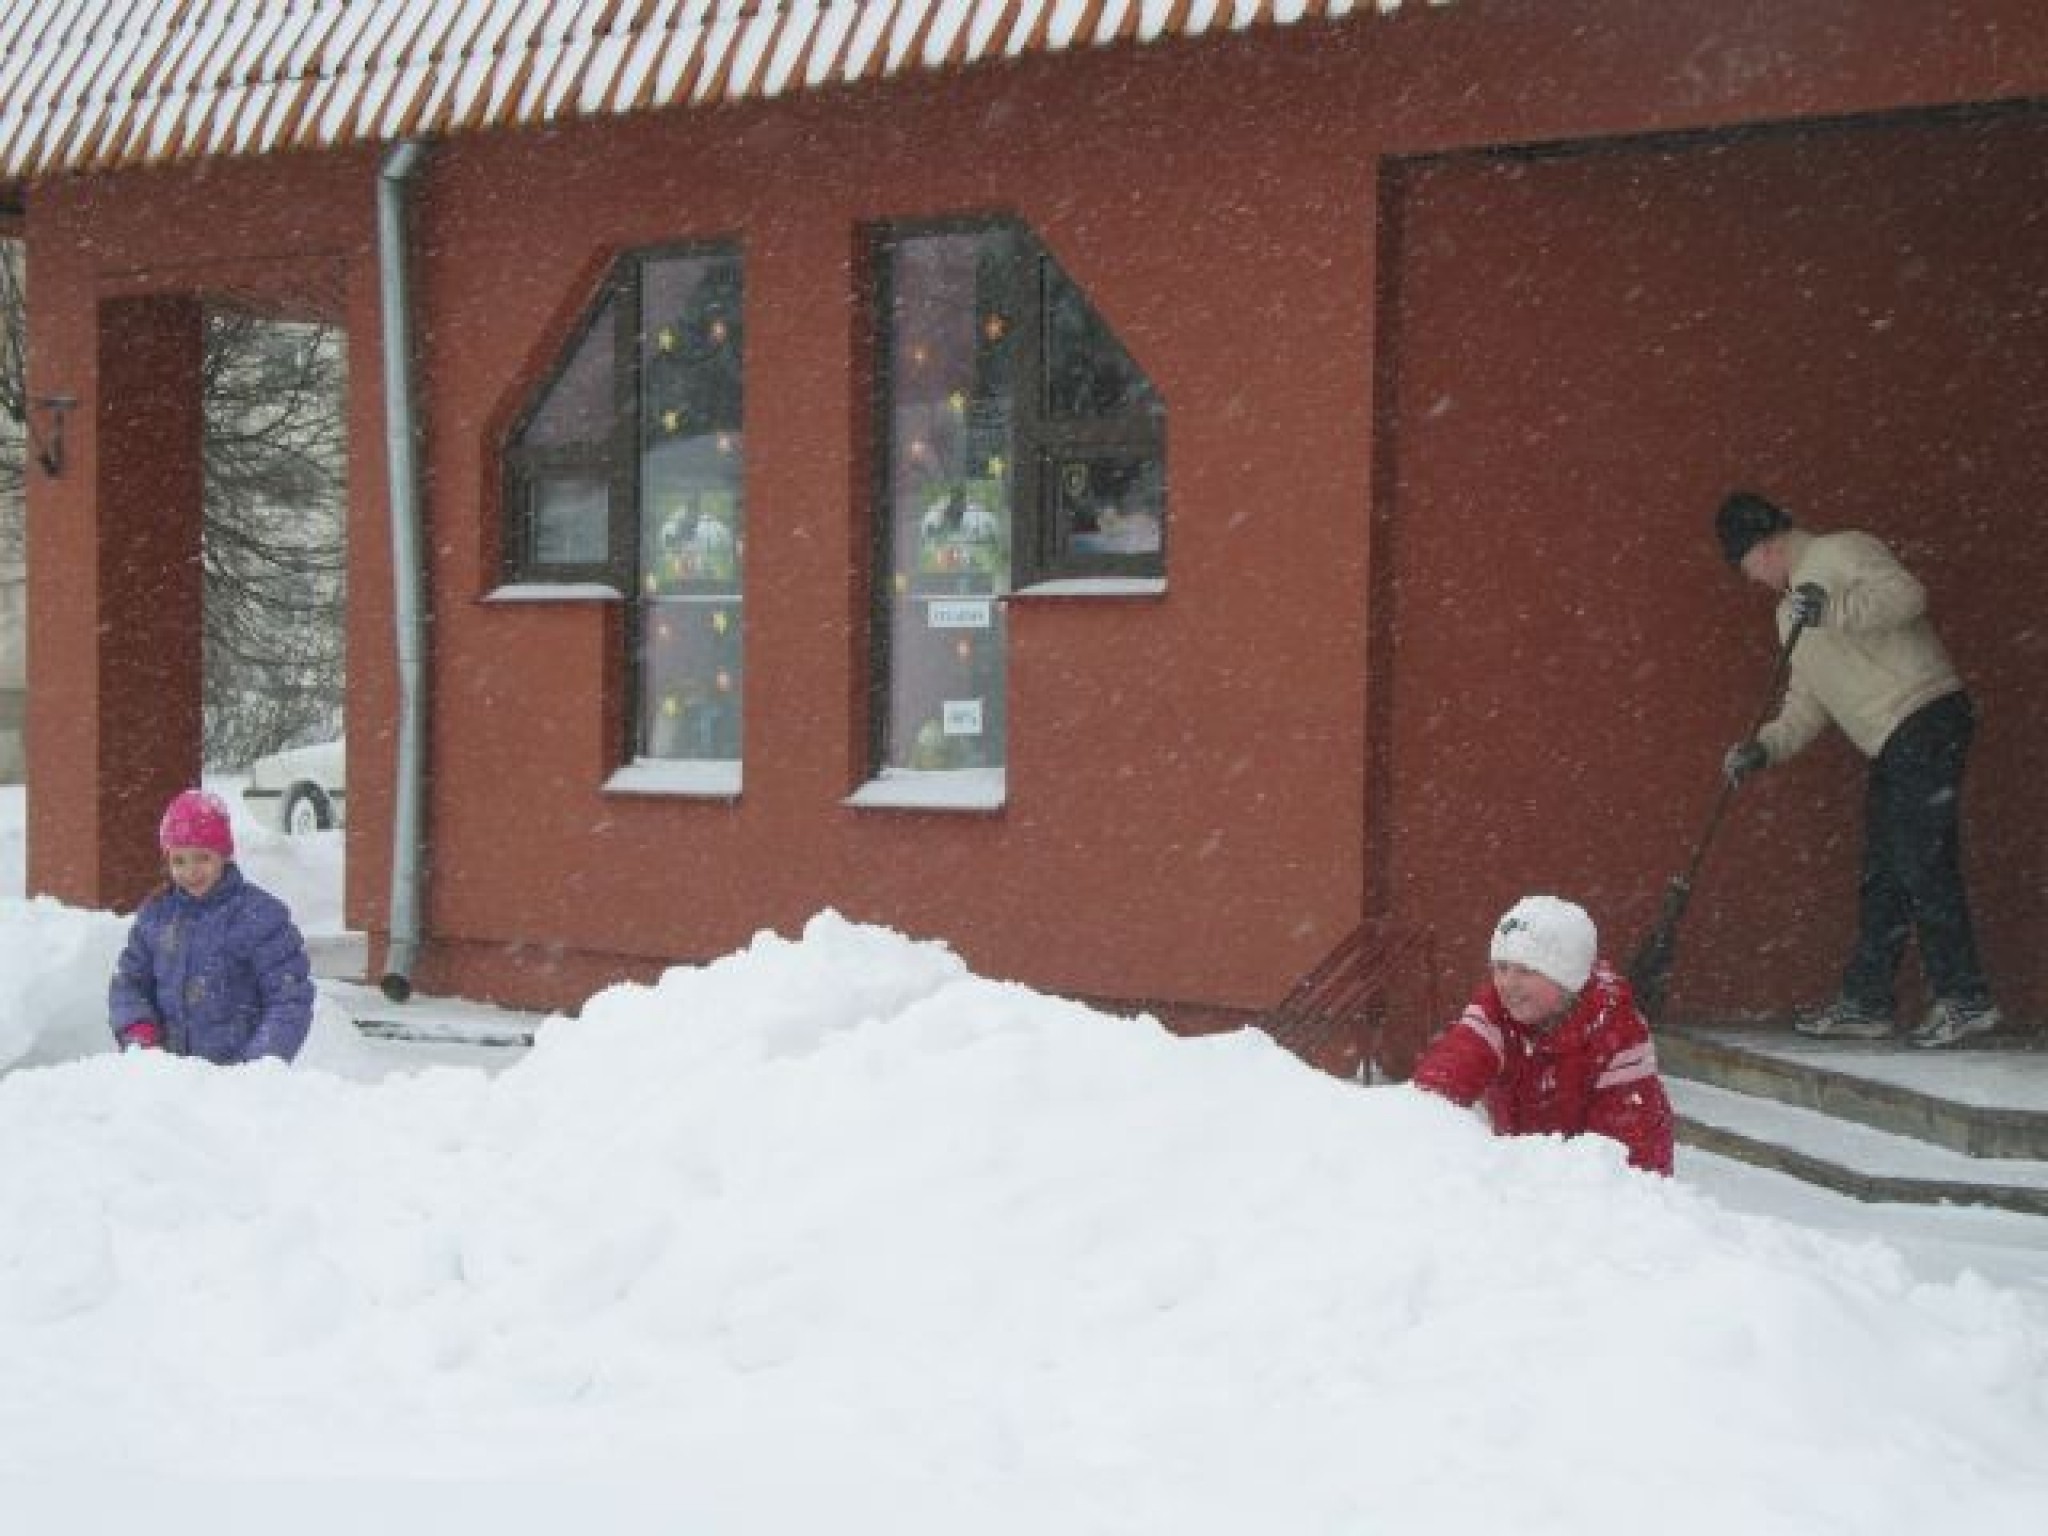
{"left": 1037, "top": 259, "right": 1166, "bottom": 573}
{"left": 505, "top": 291, "right": 628, "bottom": 582}
{"left": 868, "top": 221, "right": 1165, "bottom": 794}
{"left": 503, "top": 248, "right": 745, "bottom": 781}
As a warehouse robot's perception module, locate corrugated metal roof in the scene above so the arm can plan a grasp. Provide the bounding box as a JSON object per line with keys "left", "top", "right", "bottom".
{"left": 0, "top": 0, "right": 1440, "bottom": 180}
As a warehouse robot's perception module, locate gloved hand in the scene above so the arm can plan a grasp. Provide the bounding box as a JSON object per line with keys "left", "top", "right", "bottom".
{"left": 1787, "top": 582, "right": 1827, "bottom": 628}
{"left": 120, "top": 1020, "right": 162, "bottom": 1051}
{"left": 1723, "top": 739, "right": 1768, "bottom": 788}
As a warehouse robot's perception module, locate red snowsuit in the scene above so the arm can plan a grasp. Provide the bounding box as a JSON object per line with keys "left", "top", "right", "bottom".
{"left": 1411, "top": 961, "right": 1675, "bottom": 1175}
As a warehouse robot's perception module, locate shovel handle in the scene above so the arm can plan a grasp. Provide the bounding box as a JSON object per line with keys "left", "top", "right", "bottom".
{"left": 1675, "top": 613, "right": 1809, "bottom": 891}
{"left": 1629, "top": 611, "right": 1813, "bottom": 1013}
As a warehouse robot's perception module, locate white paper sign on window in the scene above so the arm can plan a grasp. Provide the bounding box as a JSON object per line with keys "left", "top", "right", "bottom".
{"left": 942, "top": 699, "right": 984, "bottom": 737}
{"left": 927, "top": 598, "right": 992, "bottom": 630}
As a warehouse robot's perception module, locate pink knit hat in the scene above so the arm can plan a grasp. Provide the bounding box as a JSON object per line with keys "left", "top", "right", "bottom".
{"left": 159, "top": 789, "right": 235, "bottom": 859}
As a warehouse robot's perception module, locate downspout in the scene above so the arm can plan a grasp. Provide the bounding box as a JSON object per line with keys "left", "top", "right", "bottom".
{"left": 377, "top": 139, "right": 428, "bottom": 1002}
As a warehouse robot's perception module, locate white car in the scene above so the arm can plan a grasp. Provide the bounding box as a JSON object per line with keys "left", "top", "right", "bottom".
{"left": 242, "top": 737, "right": 347, "bottom": 835}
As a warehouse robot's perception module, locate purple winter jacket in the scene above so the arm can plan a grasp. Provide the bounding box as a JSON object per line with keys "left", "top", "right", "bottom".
{"left": 108, "top": 863, "right": 315, "bottom": 1063}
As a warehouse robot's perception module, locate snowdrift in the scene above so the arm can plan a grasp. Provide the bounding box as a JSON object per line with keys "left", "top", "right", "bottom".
{"left": 0, "top": 906, "right": 2043, "bottom": 1534}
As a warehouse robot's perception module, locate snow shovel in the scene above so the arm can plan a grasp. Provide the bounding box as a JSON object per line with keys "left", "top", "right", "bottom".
{"left": 1627, "top": 613, "right": 1812, "bottom": 1019}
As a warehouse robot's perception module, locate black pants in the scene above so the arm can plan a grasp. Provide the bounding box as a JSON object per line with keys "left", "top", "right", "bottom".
{"left": 1841, "top": 691, "right": 1989, "bottom": 1010}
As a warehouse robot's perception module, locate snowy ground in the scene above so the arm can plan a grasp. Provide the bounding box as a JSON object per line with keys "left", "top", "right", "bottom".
{"left": 1, "top": 783, "right": 2045, "bottom": 1533}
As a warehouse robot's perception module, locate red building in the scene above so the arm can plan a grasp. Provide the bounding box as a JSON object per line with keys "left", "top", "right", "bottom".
{"left": 6, "top": 1, "right": 2046, "bottom": 1044}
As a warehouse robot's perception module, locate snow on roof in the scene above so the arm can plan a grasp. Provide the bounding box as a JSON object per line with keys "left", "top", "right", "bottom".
{"left": 0, "top": 0, "right": 1445, "bottom": 181}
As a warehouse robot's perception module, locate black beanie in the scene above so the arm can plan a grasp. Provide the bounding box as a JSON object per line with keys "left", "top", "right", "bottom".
{"left": 1715, "top": 491, "right": 1792, "bottom": 566}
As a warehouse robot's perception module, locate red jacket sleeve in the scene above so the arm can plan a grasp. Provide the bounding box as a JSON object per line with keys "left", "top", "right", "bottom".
{"left": 1581, "top": 996, "right": 1676, "bottom": 1176}
{"left": 1410, "top": 992, "right": 1505, "bottom": 1109}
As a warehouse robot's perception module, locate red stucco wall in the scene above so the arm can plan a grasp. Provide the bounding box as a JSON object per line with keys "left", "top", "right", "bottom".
{"left": 380, "top": 49, "right": 1381, "bottom": 1010}
{"left": 24, "top": 153, "right": 385, "bottom": 909}
{"left": 1383, "top": 108, "right": 2048, "bottom": 1023}
{"left": 21, "top": 2, "right": 2048, "bottom": 1028}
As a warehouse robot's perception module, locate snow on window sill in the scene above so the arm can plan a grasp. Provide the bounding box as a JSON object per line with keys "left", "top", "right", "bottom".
{"left": 1010, "top": 577, "right": 1166, "bottom": 599}
{"left": 605, "top": 759, "right": 742, "bottom": 798}
{"left": 845, "top": 767, "right": 1006, "bottom": 812}
{"left": 482, "top": 582, "right": 625, "bottom": 602}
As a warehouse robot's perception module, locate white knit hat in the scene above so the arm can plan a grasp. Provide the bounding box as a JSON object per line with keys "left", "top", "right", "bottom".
{"left": 1489, "top": 895, "right": 1597, "bottom": 993}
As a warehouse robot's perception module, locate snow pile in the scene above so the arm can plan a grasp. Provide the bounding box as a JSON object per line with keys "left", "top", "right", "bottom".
{"left": 0, "top": 785, "right": 21, "bottom": 898}
{"left": 0, "top": 895, "right": 129, "bottom": 1070}
{"left": 0, "top": 907, "right": 2044, "bottom": 1532}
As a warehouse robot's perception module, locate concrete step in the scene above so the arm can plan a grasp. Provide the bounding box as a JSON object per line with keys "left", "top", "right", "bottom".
{"left": 1658, "top": 1024, "right": 2048, "bottom": 1160}
{"left": 318, "top": 977, "right": 544, "bottom": 1048}
{"left": 1670, "top": 1078, "right": 2048, "bottom": 1217}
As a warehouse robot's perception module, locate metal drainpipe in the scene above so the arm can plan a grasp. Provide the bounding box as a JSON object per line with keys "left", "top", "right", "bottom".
{"left": 377, "top": 139, "right": 428, "bottom": 1002}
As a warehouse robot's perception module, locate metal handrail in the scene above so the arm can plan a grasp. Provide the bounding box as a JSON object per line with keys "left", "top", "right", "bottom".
{"left": 1256, "top": 921, "right": 1440, "bottom": 1082}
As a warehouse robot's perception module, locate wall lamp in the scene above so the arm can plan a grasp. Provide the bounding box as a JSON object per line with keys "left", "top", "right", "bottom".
{"left": 27, "top": 393, "right": 76, "bottom": 477}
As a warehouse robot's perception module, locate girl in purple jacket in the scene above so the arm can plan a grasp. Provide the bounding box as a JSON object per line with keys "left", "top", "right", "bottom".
{"left": 108, "top": 789, "right": 315, "bottom": 1063}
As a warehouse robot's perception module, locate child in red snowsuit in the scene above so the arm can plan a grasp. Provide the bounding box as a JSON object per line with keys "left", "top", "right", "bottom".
{"left": 1412, "top": 895, "right": 1674, "bottom": 1175}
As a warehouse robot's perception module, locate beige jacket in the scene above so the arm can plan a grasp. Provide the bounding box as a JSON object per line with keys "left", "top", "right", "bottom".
{"left": 1758, "top": 529, "right": 1962, "bottom": 763}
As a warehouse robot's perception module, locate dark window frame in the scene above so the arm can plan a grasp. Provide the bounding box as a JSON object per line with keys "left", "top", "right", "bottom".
{"left": 869, "top": 218, "right": 1166, "bottom": 593}
{"left": 502, "top": 280, "right": 639, "bottom": 589}
{"left": 499, "top": 242, "right": 746, "bottom": 769}
{"left": 1019, "top": 255, "right": 1167, "bottom": 584}
{"left": 865, "top": 216, "right": 1167, "bottom": 777}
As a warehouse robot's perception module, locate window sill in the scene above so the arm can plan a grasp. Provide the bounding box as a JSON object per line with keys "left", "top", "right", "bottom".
{"left": 1010, "top": 577, "right": 1166, "bottom": 599}
{"left": 605, "top": 759, "right": 742, "bottom": 798}
{"left": 845, "top": 767, "right": 1006, "bottom": 813}
{"left": 483, "top": 582, "right": 626, "bottom": 603}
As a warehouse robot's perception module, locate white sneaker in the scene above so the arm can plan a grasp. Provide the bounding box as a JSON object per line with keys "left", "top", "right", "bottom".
{"left": 1908, "top": 999, "right": 2002, "bottom": 1049}
{"left": 1794, "top": 998, "right": 1895, "bottom": 1040}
